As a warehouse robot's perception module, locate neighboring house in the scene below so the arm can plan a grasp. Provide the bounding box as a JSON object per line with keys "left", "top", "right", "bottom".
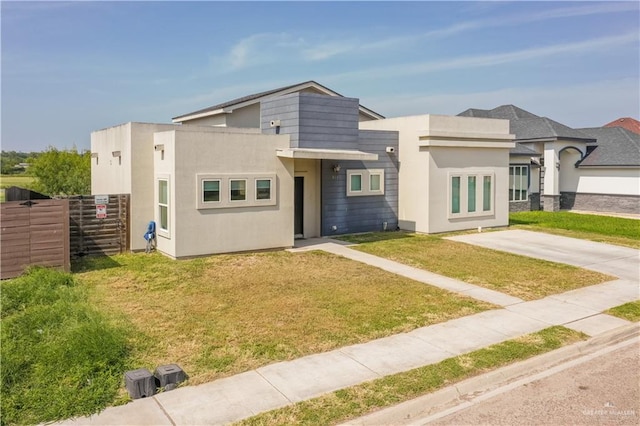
{"left": 92, "top": 82, "right": 514, "bottom": 258}
{"left": 565, "top": 126, "right": 640, "bottom": 213}
{"left": 604, "top": 117, "right": 640, "bottom": 135}
{"left": 458, "top": 105, "right": 640, "bottom": 214}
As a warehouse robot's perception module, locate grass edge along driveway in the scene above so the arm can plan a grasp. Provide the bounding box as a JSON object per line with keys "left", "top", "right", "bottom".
{"left": 338, "top": 232, "right": 613, "bottom": 301}
{"left": 510, "top": 211, "right": 640, "bottom": 249}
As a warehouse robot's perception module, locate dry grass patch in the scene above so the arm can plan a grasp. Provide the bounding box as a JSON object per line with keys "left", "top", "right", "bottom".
{"left": 75, "top": 250, "right": 492, "bottom": 385}
{"left": 338, "top": 232, "right": 613, "bottom": 300}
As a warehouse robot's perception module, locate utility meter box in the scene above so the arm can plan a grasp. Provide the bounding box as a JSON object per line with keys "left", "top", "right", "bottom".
{"left": 124, "top": 368, "right": 156, "bottom": 399}
{"left": 154, "top": 364, "right": 186, "bottom": 389}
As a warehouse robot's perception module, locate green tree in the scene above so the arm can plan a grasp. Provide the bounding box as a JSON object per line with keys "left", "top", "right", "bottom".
{"left": 30, "top": 147, "right": 91, "bottom": 195}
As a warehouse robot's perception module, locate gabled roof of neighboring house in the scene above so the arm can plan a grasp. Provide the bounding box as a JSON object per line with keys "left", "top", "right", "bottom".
{"left": 458, "top": 104, "right": 595, "bottom": 143}
{"left": 510, "top": 117, "right": 596, "bottom": 142}
{"left": 603, "top": 117, "right": 640, "bottom": 135}
{"left": 577, "top": 126, "right": 640, "bottom": 167}
{"left": 172, "top": 80, "right": 385, "bottom": 122}
{"left": 458, "top": 104, "right": 540, "bottom": 121}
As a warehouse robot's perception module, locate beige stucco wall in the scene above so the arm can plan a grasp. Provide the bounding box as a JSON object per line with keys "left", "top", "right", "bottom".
{"left": 178, "top": 114, "right": 228, "bottom": 127}
{"left": 91, "top": 122, "right": 133, "bottom": 195}
{"left": 294, "top": 159, "right": 322, "bottom": 238}
{"left": 227, "top": 103, "right": 261, "bottom": 128}
{"left": 153, "top": 128, "right": 294, "bottom": 258}
{"left": 360, "top": 114, "right": 513, "bottom": 233}
{"left": 427, "top": 148, "right": 510, "bottom": 233}
{"left": 91, "top": 122, "right": 180, "bottom": 251}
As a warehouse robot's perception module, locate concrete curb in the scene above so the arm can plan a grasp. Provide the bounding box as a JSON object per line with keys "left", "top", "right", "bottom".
{"left": 341, "top": 322, "right": 639, "bottom": 426}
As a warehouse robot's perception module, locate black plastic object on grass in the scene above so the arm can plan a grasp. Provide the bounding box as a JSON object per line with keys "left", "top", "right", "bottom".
{"left": 124, "top": 368, "right": 156, "bottom": 399}
{"left": 154, "top": 364, "right": 187, "bottom": 391}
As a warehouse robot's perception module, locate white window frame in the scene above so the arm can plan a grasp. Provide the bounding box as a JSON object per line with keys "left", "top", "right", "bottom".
{"left": 448, "top": 171, "right": 494, "bottom": 219}
{"left": 509, "top": 165, "right": 529, "bottom": 202}
{"left": 157, "top": 176, "right": 170, "bottom": 238}
{"left": 202, "top": 179, "right": 221, "bottom": 204}
{"left": 348, "top": 172, "right": 363, "bottom": 194}
{"left": 229, "top": 179, "right": 247, "bottom": 203}
{"left": 255, "top": 178, "right": 273, "bottom": 202}
{"left": 347, "top": 169, "right": 385, "bottom": 197}
{"left": 196, "top": 173, "right": 277, "bottom": 209}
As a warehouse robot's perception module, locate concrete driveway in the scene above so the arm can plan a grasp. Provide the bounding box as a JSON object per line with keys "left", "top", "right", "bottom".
{"left": 447, "top": 229, "right": 640, "bottom": 282}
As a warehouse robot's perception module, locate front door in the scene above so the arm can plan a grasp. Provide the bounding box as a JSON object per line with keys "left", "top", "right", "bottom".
{"left": 294, "top": 176, "right": 304, "bottom": 238}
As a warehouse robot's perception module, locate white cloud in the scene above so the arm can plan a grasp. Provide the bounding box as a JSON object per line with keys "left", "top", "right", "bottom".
{"left": 213, "top": 3, "right": 638, "bottom": 69}
{"left": 365, "top": 77, "right": 639, "bottom": 128}
{"left": 331, "top": 31, "right": 639, "bottom": 81}
{"left": 214, "top": 32, "right": 306, "bottom": 70}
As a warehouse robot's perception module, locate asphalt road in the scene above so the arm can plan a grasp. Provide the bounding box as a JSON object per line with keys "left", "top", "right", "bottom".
{"left": 427, "top": 341, "right": 639, "bottom": 425}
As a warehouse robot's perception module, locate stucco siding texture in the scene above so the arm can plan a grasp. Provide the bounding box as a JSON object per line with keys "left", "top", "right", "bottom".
{"left": 321, "top": 130, "right": 399, "bottom": 236}
{"left": 154, "top": 129, "right": 294, "bottom": 258}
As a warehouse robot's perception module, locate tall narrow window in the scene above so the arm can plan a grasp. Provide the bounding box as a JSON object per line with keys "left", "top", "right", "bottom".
{"left": 509, "top": 166, "right": 528, "bottom": 202}
{"left": 467, "top": 176, "right": 476, "bottom": 213}
{"left": 256, "top": 179, "right": 271, "bottom": 200}
{"left": 350, "top": 174, "right": 362, "bottom": 192}
{"left": 158, "top": 179, "right": 169, "bottom": 232}
{"left": 483, "top": 176, "right": 492, "bottom": 211}
{"left": 230, "top": 179, "right": 246, "bottom": 201}
{"left": 451, "top": 176, "right": 460, "bottom": 214}
{"left": 203, "top": 180, "right": 220, "bottom": 202}
{"left": 370, "top": 174, "right": 381, "bottom": 191}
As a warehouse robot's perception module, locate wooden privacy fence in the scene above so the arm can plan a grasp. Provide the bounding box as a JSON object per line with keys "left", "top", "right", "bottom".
{"left": 0, "top": 194, "right": 130, "bottom": 279}
{"left": 1, "top": 199, "right": 70, "bottom": 280}
{"left": 68, "top": 194, "right": 130, "bottom": 259}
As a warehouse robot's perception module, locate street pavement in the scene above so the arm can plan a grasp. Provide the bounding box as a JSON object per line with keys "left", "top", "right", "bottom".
{"left": 57, "top": 230, "right": 640, "bottom": 426}
{"left": 426, "top": 337, "right": 639, "bottom": 426}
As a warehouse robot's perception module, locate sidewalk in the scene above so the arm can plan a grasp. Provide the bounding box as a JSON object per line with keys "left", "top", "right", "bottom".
{"left": 58, "top": 231, "right": 639, "bottom": 425}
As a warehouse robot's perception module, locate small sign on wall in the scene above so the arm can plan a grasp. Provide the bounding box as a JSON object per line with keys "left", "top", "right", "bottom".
{"left": 96, "top": 204, "right": 107, "bottom": 219}
{"left": 95, "top": 195, "right": 109, "bottom": 204}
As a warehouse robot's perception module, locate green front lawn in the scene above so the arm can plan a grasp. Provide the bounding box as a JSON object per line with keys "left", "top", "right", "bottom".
{"left": 338, "top": 232, "right": 612, "bottom": 301}
{"left": 510, "top": 211, "right": 640, "bottom": 248}
{"left": 607, "top": 301, "right": 640, "bottom": 322}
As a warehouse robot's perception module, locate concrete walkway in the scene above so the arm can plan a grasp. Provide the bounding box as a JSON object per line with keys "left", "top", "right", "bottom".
{"left": 58, "top": 231, "right": 639, "bottom": 426}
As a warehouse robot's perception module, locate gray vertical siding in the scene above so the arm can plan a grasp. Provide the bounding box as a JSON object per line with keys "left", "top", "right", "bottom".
{"left": 321, "top": 130, "right": 399, "bottom": 235}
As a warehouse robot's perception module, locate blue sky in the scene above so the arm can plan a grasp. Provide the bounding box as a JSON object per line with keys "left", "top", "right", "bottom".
{"left": 2, "top": 1, "right": 639, "bottom": 152}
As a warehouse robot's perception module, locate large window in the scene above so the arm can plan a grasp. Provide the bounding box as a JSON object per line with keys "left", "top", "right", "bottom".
{"left": 158, "top": 178, "right": 169, "bottom": 234}
{"left": 347, "top": 169, "right": 385, "bottom": 197}
{"left": 197, "top": 174, "right": 277, "bottom": 209}
{"left": 449, "top": 172, "right": 494, "bottom": 218}
{"left": 509, "top": 165, "right": 529, "bottom": 201}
